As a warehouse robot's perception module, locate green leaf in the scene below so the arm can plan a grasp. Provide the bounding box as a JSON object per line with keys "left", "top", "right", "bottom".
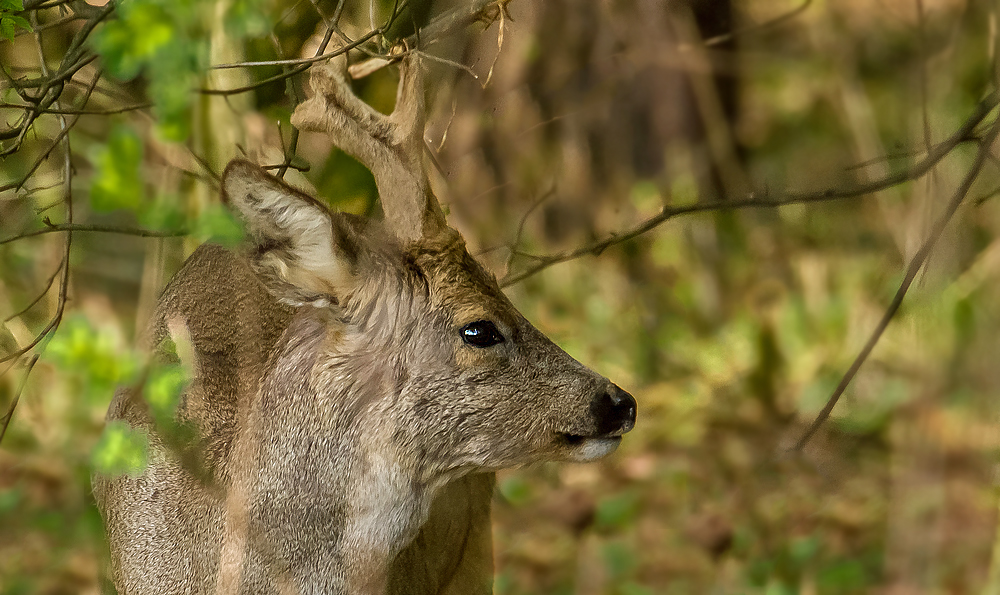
{"left": 601, "top": 541, "right": 637, "bottom": 581}
{"left": 8, "top": 13, "right": 28, "bottom": 30}
{"left": 145, "top": 364, "right": 187, "bottom": 419}
{"left": 90, "top": 125, "right": 144, "bottom": 212}
{"left": 816, "top": 559, "right": 868, "bottom": 591}
{"left": 789, "top": 536, "right": 820, "bottom": 566}
{"left": 225, "top": 0, "right": 269, "bottom": 37}
{"left": 138, "top": 192, "right": 185, "bottom": 231}
{"left": 147, "top": 61, "right": 196, "bottom": 141}
{"left": 91, "top": 2, "right": 177, "bottom": 81}
{"left": 498, "top": 475, "right": 533, "bottom": 507}
{"left": 595, "top": 491, "right": 641, "bottom": 530}
{"left": 44, "top": 316, "right": 139, "bottom": 400}
{"left": 0, "top": 488, "right": 21, "bottom": 515}
{"left": 1, "top": 16, "right": 15, "bottom": 41}
{"left": 194, "top": 203, "right": 244, "bottom": 247}
{"left": 92, "top": 421, "right": 149, "bottom": 477}
{"left": 90, "top": 0, "right": 207, "bottom": 141}
{"left": 0, "top": 0, "right": 30, "bottom": 41}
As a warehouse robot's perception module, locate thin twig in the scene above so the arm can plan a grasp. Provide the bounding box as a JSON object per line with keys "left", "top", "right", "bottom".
{"left": 702, "top": 0, "right": 812, "bottom": 48}
{"left": 201, "top": 0, "right": 496, "bottom": 94}
{"left": 11, "top": 12, "right": 84, "bottom": 37}
{"left": 844, "top": 137, "right": 979, "bottom": 172}
{"left": 0, "top": 355, "right": 39, "bottom": 445}
{"left": 417, "top": 51, "right": 480, "bottom": 81}
{"left": 186, "top": 150, "right": 222, "bottom": 185}
{"left": 0, "top": 224, "right": 189, "bottom": 246}
{"left": 503, "top": 186, "right": 554, "bottom": 274}
{"left": 402, "top": 0, "right": 505, "bottom": 49}
{"left": 500, "top": 90, "right": 1000, "bottom": 287}
{"left": 974, "top": 183, "right": 1000, "bottom": 205}
{"left": 269, "top": 31, "right": 303, "bottom": 179}
{"left": 23, "top": 0, "right": 74, "bottom": 10}
{"left": 0, "top": 102, "right": 152, "bottom": 115}
{"left": 0, "top": 68, "right": 103, "bottom": 193}
{"left": 3, "top": 258, "right": 64, "bottom": 323}
{"left": 793, "top": 115, "right": 1000, "bottom": 451}
{"left": 199, "top": 64, "right": 310, "bottom": 96}
{"left": 0, "top": 26, "right": 79, "bottom": 369}
{"left": 208, "top": 29, "right": 380, "bottom": 71}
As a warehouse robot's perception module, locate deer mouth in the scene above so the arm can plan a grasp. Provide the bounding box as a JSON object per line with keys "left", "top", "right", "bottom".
{"left": 559, "top": 432, "right": 622, "bottom": 445}
{"left": 556, "top": 432, "right": 623, "bottom": 462}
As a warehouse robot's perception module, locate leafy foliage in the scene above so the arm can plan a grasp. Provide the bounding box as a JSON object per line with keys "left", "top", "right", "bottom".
{"left": 43, "top": 316, "right": 139, "bottom": 403}
{"left": 0, "top": 0, "right": 31, "bottom": 41}
{"left": 92, "top": 420, "right": 148, "bottom": 477}
{"left": 89, "top": 124, "right": 144, "bottom": 212}
{"left": 87, "top": 0, "right": 253, "bottom": 141}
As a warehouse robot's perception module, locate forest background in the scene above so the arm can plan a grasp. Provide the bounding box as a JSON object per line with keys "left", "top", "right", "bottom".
{"left": 2, "top": 0, "right": 1000, "bottom": 593}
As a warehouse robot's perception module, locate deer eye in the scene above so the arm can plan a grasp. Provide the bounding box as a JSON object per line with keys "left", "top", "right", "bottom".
{"left": 460, "top": 321, "right": 505, "bottom": 348}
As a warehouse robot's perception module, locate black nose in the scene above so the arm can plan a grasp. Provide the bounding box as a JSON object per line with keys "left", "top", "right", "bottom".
{"left": 590, "top": 384, "right": 637, "bottom": 436}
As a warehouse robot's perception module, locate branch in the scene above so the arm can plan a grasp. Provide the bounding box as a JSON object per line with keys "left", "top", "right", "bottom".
{"left": 702, "top": 0, "right": 812, "bottom": 48}
{"left": 0, "top": 1, "right": 114, "bottom": 163}
{"left": 0, "top": 355, "right": 39, "bottom": 445}
{"left": 503, "top": 186, "right": 554, "bottom": 275}
{"left": 403, "top": 0, "right": 508, "bottom": 48}
{"left": 0, "top": 68, "right": 103, "bottom": 193}
{"left": 199, "top": 63, "right": 311, "bottom": 96}
{"left": 793, "top": 114, "right": 1000, "bottom": 450}
{"left": 201, "top": 0, "right": 508, "bottom": 95}
{"left": 0, "top": 102, "right": 152, "bottom": 115}
{"left": 500, "top": 90, "right": 1000, "bottom": 287}
{"left": 3, "top": 258, "right": 64, "bottom": 323}
{"left": 0, "top": 224, "right": 188, "bottom": 246}
{"left": 208, "top": 28, "right": 380, "bottom": 71}
{"left": 0, "top": 27, "right": 79, "bottom": 369}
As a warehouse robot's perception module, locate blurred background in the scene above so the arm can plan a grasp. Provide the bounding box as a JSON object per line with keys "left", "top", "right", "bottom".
{"left": 3, "top": 0, "right": 1000, "bottom": 593}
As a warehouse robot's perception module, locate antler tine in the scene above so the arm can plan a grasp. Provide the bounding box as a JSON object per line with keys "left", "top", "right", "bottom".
{"left": 291, "top": 52, "right": 445, "bottom": 244}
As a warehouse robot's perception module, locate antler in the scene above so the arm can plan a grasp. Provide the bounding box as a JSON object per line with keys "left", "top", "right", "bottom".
{"left": 290, "top": 52, "right": 446, "bottom": 244}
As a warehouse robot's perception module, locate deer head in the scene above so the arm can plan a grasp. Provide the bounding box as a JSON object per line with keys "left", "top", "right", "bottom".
{"left": 217, "top": 53, "right": 636, "bottom": 480}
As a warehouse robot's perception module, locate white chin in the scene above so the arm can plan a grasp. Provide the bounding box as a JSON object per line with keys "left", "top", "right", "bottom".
{"left": 564, "top": 436, "right": 622, "bottom": 462}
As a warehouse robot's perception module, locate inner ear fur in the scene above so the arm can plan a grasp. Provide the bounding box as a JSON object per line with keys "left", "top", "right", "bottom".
{"left": 221, "top": 160, "right": 361, "bottom": 306}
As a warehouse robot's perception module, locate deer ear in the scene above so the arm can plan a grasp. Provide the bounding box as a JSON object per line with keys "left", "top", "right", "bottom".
{"left": 221, "top": 160, "right": 359, "bottom": 307}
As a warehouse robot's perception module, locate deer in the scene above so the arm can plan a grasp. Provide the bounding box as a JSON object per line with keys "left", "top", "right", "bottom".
{"left": 93, "top": 52, "right": 637, "bottom": 595}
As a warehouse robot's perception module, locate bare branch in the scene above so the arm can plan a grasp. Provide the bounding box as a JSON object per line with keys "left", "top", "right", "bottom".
{"left": 0, "top": 102, "right": 152, "bottom": 115}
{"left": 11, "top": 12, "right": 85, "bottom": 37}
{"left": 503, "top": 186, "right": 554, "bottom": 275}
{"left": 402, "top": 0, "right": 508, "bottom": 49}
{"left": 500, "top": 90, "right": 1000, "bottom": 287}
{"left": 702, "top": 0, "right": 812, "bottom": 48}
{"left": 793, "top": 114, "right": 1000, "bottom": 451}
{"left": 0, "top": 68, "right": 102, "bottom": 193}
{"left": 208, "top": 29, "right": 381, "bottom": 71}
{"left": 0, "top": 224, "right": 188, "bottom": 246}
{"left": 3, "top": 258, "right": 64, "bottom": 323}
{"left": 0, "top": 30, "right": 82, "bottom": 374}
{"left": 0, "top": 355, "right": 39, "bottom": 446}
{"left": 199, "top": 64, "right": 311, "bottom": 96}
{"left": 0, "top": 21, "right": 79, "bottom": 369}
{"left": 203, "top": 0, "right": 504, "bottom": 93}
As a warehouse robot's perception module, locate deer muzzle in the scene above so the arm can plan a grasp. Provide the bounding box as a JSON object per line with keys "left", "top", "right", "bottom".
{"left": 556, "top": 383, "right": 637, "bottom": 462}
